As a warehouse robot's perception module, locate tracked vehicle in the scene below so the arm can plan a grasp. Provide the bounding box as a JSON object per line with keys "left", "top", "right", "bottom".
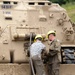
{"left": 0, "top": 0, "right": 75, "bottom": 75}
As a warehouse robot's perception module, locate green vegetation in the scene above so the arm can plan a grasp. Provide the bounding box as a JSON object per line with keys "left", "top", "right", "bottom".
{"left": 62, "top": 3, "right": 75, "bottom": 22}
{"left": 49, "top": 0, "right": 75, "bottom": 5}
{"left": 49, "top": 0, "right": 75, "bottom": 22}
{"left": 49, "top": 0, "right": 66, "bottom": 5}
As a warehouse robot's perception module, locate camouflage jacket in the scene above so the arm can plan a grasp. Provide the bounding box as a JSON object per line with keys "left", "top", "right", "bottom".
{"left": 49, "top": 39, "right": 61, "bottom": 52}
{"left": 49, "top": 39, "right": 61, "bottom": 62}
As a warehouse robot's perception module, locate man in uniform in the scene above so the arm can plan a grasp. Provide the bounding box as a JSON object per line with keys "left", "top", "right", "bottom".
{"left": 30, "top": 34, "right": 46, "bottom": 75}
{"left": 47, "top": 30, "right": 61, "bottom": 75}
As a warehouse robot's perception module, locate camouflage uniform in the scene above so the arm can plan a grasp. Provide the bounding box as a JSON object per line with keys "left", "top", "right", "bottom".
{"left": 47, "top": 39, "right": 61, "bottom": 75}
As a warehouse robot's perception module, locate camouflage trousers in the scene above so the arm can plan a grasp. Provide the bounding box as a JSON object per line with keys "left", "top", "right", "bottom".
{"left": 32, "top": 55, "right": 46, "bottom": 75}
{"left": 47, "top": 54, "right": 60, "bottom": 75}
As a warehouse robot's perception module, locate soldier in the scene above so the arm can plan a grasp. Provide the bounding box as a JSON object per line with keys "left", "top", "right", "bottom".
{"left": 47, "top": 30, "right": 61, "bottom": 75}
{"left": 30, "top": 34, "right": 46, "bottom": 75}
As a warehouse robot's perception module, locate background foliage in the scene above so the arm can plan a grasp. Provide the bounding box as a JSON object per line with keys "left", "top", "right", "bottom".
{"left": 49, "top": 0, "right": 75, "bottom": 5}
{"left": 49, "top": 0, "right": 75, "bottom": 22}
{"left": 62, "top": 3, "right": 75, "bottom": 22}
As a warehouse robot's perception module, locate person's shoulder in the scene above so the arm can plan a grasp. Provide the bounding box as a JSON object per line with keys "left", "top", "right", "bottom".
{"left": 54, "top": 39, "right": 60, "bottom": 43}
{"left": 54, "top": 39, "right": 61, "bottom": 47}
{"left": 31, "top": 42, "right": 36, "bottom": 47}
{"left": 56, "top": 39, "right": 60, "bottom": 43}
{"left": 40, "top": 42, "right": 45, "bottom": 47}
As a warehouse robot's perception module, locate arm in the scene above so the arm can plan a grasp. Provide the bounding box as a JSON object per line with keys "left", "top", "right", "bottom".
{"left": 54, "top": 40, "right": 61, "bottom": 62}
{"left": 54, "top": 40, "right": 61, "bottom": 52}
{"left": 41, "top": 46, "right": 48, "bottom": 63}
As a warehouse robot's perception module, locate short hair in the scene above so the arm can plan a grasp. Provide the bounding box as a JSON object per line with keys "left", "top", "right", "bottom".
{"left": 36, "top": 37, "right": 42, "bottom": 41}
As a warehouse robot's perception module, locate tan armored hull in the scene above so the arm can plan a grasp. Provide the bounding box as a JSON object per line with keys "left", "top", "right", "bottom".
{"left": 0, "top": 0, "right": 74, "bottom": 75}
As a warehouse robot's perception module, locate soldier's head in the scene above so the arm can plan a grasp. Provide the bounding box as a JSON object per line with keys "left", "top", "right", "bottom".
{"left": 34, "top": 34, "right": 43, "bottom": 42}
{"left": 47, "top": 30, "right": 56, "bottom": 41}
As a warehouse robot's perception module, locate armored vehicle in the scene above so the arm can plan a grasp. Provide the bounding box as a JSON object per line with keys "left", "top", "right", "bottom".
{"left": 0, "top": 0, "right": 75, "bottom": 75}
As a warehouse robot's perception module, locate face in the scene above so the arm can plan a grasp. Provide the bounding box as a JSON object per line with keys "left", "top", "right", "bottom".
{"left": 48, "top": 34, "right": 53, "bottom": 41}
